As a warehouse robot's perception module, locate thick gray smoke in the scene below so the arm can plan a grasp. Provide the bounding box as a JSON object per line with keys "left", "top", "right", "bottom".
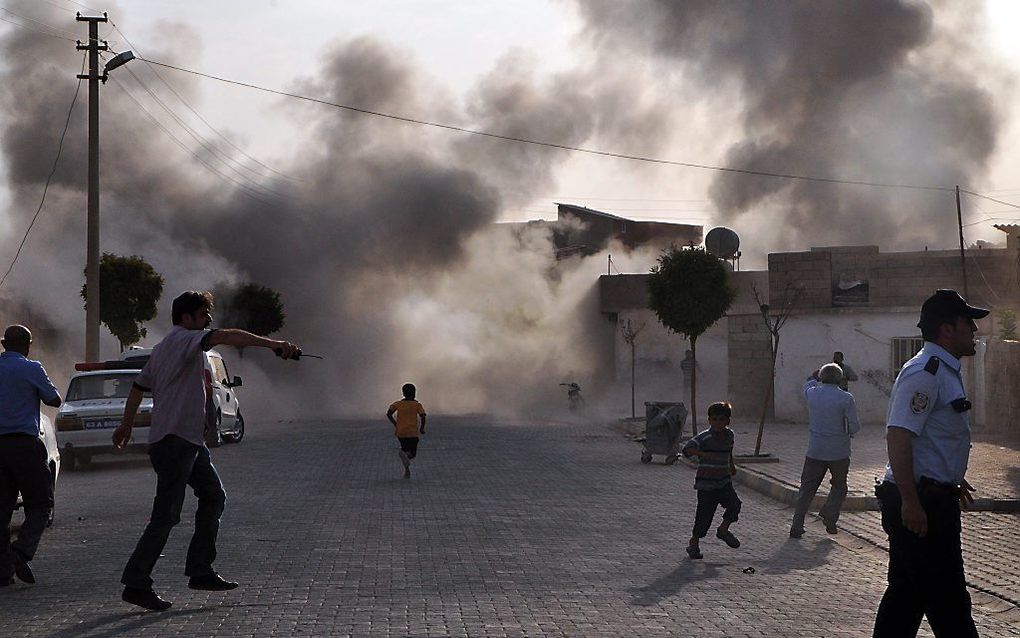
{"left": 575, "top": 0, "right": 1004, "bottom": 252}
{"left": 0, "top": 2, "right": 650, "bottom": 417}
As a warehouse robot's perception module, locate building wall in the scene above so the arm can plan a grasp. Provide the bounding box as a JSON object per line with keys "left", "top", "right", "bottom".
{"left": 727, "top": 313, "right": 774, "bottom": 420}
{"left": 982, "top": 338, "right": 1020, "bottom": 433}
{"left": 775, "top": 310, "right": 932, "bottom": 424}
{"left": 610, "top": 308, "right": 729, "bottom": 424}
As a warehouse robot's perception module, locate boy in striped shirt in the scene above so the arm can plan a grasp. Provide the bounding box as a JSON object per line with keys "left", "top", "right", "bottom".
{"left": 681, "top": 401, "right": 741, "bottom": 559}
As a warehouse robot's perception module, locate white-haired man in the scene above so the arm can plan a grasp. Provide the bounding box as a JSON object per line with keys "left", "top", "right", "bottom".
{"left": 790, "top": 362, "right": 860, "bottom": 538}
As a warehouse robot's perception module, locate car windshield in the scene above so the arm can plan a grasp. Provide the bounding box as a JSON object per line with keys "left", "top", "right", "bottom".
{"left": 67, "top": 373, "right": 145, "bottom": 401}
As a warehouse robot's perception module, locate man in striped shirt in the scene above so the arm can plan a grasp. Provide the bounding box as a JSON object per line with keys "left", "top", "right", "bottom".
{"left": 681, "top": 401, "right": 741, "bottom": 559}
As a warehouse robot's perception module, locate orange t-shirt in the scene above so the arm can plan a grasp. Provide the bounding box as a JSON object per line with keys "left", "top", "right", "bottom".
{"left": 389, "top": 399, "right": 425, "bottom": 437}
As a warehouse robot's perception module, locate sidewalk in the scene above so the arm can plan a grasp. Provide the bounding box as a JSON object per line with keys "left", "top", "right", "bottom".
{"left": 727, "top": 421, "right": 1020, "bottom": 511}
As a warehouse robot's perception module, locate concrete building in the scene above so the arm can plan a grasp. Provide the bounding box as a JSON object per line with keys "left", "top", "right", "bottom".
{"left": 599, "top": 235, "right": 1020, "bottom": 429}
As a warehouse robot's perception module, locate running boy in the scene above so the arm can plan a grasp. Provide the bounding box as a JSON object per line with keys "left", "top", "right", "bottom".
{"left": 681, "top": 401, "right": 742, "bottom": 559}
{"left": 386, "top": 384, "right": 426, "bottom": 479}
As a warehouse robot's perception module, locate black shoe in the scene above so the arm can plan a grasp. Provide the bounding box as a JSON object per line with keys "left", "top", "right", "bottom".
{"left": 188, "top": 573, "right": 239, "bottom": 591}
{"left": 716, "top": 529, "right": 741, "bottom": 548}
{"left": 824, "top": 519, "right": 838, "bottom": 534}
{"left": 789, "top": 527, "right": 805, "bottom": 539}
{"left": 686, "top": 544, "right": 703, "bottom": 560}
{"left": 122, "top": 587, "right": 173, "bottom": 611}
{"left": 0, "top": 574, "right": 14, "bottom": 587}
{"left": 12, "top": 554, "right": 34, "bottom": 584}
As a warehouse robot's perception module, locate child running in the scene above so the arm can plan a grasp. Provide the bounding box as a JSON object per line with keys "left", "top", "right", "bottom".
{"left": 681, "top": 401, "right": 742, "bottom": 559}
{"left": 386, "top": 383, "right": 427, "bottom": 479}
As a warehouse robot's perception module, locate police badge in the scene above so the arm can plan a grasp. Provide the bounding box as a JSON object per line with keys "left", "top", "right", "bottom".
{"left": 910, "top": 392, "right": 929, "bottom": 414}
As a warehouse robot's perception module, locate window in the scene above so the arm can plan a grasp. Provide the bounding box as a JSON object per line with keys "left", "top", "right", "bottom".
{"left": 891, "top": 337, "right": 924, "bottom": 373}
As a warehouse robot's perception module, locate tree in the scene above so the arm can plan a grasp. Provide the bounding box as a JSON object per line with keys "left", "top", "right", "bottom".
{"left": 81, "top": 253, "right": 164, "bottom": 353}
{"left": 621, "top": 319, "right": 645, "bottom": 419}
{"left": 997, "top": 308, "right": 1017, "bottom": 340}
{"left": 216, "top": 283, "right": 286, "bottom": 356}
{"left": 751, "top": 280, "right": 803, "bottom": 456}
{"left": 647, "top": 247, "right": 735, "bottom": 435}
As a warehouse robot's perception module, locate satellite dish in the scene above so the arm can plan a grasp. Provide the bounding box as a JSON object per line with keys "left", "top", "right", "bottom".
{"left": 705, "top": 226, "right": 740, "bottom": 259}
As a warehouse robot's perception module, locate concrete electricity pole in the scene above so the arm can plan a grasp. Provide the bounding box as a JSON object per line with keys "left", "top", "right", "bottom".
{"left": 76, "top": 13, "right": 108, "bottom": 362}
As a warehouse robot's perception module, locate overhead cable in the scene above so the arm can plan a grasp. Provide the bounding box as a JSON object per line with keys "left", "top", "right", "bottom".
{"left": 138, "top": 57, "right": 958, "bottom": 194}
{"left": 0, "top": 54, "right": 85, "bottom": 290}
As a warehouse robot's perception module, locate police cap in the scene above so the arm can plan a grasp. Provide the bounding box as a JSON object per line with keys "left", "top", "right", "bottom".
{"left": 917, "top": 289, "right": 989, "bottom": 329}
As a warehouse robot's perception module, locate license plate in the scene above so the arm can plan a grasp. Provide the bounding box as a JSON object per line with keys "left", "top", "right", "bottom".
{"left": 84, "top": 419, "right": 120, "bottom": 430}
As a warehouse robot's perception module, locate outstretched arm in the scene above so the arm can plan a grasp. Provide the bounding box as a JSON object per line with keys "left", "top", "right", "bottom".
{"left": 386, "top": 407, "right": 397, "bottom": 426}
{"left": 206, "top": 329, "right": 300, "bottom": 359}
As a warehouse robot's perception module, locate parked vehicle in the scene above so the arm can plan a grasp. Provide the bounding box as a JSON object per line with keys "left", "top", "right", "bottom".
{"left": 120, "top": 347, "right": 244, "bottom": 448}
{"left": 55, "top": 365, "right": 151, "bottom": 469}
{"left": 15, "top": 413, "right": 61, "bottom": 526}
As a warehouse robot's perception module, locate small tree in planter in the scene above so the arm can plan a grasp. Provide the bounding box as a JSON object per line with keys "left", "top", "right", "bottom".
{"left": 621, "top": 319, "right": 645, "bottom": 419}
{"left": 647, "top": 246, "right": 735, "bottom": 435}
{"left": 751, "top": 280, "right": 803, "bottom": 456}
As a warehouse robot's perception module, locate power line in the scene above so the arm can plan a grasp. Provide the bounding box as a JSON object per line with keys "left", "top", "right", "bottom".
{"left": 0, "top": 55, "right": 85, "bottom": 290}
{"left": 0, "top": 12, "right": 77, "bottom": 42}
{"left": 107, "top": 74, "right": 278, "bottom": 207}
{"left": 116, "top": 62, "right": 287, "bottom": 199}
{"left": 0, "top": 6, "right": 82, "bottom": 40}
{"left": 960, "top": 189, "right": 1020, "bottom": 211}
{"left": 138, "top": 56, "right": 958, "bottom": 194}
{"left": 108, "top": 22, "right": 299, "bottom": 182}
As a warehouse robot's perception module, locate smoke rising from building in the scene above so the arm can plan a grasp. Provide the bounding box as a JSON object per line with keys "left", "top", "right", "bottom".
{"left": 575, "top": 0, "right": 1005, "bottom": 252}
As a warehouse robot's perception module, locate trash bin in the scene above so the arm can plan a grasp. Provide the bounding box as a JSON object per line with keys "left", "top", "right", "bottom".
{"left": 641, "top": 401, "right": 688, "bottom": 465}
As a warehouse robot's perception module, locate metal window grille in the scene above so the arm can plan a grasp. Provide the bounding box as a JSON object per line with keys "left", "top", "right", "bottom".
{"left": 890, "top": 337, "right": 924, "bottom": 375}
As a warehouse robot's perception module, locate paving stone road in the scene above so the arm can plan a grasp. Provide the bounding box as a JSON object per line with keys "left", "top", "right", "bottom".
{"left": 2, "top": 417, "right": 1017, "bottom": 637}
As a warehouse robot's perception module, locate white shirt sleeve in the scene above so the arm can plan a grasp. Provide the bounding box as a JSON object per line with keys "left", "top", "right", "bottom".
{"left": 887, "top": 370, "right": 939, "bottom": 436}
{"left": 845, "top": 396, "right": 861, "bottom": 436}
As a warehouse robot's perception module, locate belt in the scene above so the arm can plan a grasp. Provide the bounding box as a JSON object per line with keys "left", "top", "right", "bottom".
{"left": 918, "top": 476, "right": 960, "bottom": 498}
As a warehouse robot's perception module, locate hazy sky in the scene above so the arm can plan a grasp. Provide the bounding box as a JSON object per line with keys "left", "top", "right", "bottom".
{"left": 5, "top": 0, "right": 1020, "bottom": 249}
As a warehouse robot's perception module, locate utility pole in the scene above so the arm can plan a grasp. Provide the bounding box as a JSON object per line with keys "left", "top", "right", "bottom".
{"left": 955, "top": 186, "right": 969, "bottom": 299}
{"left": 77, "top": 13, "right": 108, "bottom": 362}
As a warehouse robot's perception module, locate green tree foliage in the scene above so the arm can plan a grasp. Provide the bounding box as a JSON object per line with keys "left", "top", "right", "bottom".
{"left": 217, "top": 283, "right": 286, "bottom": 355}
{"left": 81, "top": 253, "right": 164, "bottom": 352}
{"left": 647, "top": 247, "right": 735, "bottom": 434}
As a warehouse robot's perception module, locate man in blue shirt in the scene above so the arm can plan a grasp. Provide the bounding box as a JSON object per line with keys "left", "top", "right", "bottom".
{"left": 873, "top": 290, "right": 984, "bottom": 638}
{"left": 790, "top": 363, "right": 860, "bottom": 538}
{"left": 0, "top": 325, "right": 61, "bottom": 587}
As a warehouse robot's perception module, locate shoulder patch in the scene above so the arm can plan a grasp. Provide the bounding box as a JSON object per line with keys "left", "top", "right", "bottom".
{"left": 923, "top": 356, "right": 940, "bottom": 375}
{"left": 910, "top": 392, "right": 930, "bottom": 414}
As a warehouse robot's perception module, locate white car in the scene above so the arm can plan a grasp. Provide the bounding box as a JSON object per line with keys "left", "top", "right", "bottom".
{"left": 120, "top": 347, "right": 245, "bottom": 448}
{"left": 55, "top": 366, "right": 152, "bottom": 469}
{"left": 15, "top": 413, "right": 60, "bottom": 526}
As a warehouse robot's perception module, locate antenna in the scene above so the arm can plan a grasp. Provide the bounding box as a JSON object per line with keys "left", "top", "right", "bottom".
{"left": 705, "top": 226, "right": 741, "bottom": 271}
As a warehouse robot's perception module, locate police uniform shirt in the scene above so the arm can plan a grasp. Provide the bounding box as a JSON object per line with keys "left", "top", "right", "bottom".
{"left": 883, "top": 342, "right": 971, "bottom": 486}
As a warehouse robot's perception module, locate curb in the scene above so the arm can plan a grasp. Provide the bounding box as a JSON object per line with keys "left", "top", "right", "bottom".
{"left": 679, "top": 456, "right": 1020, "bottom": 513}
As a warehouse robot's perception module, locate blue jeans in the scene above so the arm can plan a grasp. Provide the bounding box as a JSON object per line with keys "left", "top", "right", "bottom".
{"left": 121, "top": 435, "right": 226, "bottom": 590}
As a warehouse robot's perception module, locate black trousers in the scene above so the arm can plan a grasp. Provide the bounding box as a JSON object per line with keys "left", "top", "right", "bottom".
{"left": 398, "top": 437, "right": 419, "bottom": 459}
{"left": 691, "top": 484, "right": 741, "bottom": 539}
{"left": 0, "top": 434, "right": 52, "bottom": 579}
{"left": 873, "top": 480, "right": 978, "bottom": 638}
{"left": 121, "top": 435, "right": 226, "bottom": 590}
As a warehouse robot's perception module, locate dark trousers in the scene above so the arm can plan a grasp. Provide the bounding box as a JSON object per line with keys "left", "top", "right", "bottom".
{"left": 691, "top": 483, "right": 741, "bottom": 539}
{"left": 121, "top": 435, "right": 226, "bottom": 590}
{"left": 398, "top": 437, "right": 419, "bottom": 459}
{"left": 791, "top": 456, "right": 850, "bottom": 531}
{"left": 873, "top": 481, "right": 978, "bottom": 638}
{"left": 0, "top": 434, "right": 52, "bottom": 579}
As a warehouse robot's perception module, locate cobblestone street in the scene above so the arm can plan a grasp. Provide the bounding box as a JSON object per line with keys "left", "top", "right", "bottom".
{"left": 2, "top": 417, "right": 1018, "bottom": 636}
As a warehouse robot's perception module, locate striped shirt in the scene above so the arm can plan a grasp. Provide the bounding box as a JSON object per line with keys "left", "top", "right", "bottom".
{"left": 682, "top": 427, "right": 735, "bottom": 490}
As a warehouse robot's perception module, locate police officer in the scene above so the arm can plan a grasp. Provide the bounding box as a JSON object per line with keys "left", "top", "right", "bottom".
{"left": 0, "top": 325, "right": 62, "bottom": 587}
{"left": 873, "top": 290, "right": 984, "bottom": 637}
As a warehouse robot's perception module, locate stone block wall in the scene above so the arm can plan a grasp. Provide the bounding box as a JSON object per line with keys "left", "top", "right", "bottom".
{"left": 727, "top": 313, "right": 774, "bottom": 419}
{"left": 768, "top": 251, "right": 832, "bottom": 309}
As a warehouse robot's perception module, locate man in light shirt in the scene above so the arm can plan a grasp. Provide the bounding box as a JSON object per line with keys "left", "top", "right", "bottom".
{"left": 789, "top": 363, "right": 860, "bottom": 538}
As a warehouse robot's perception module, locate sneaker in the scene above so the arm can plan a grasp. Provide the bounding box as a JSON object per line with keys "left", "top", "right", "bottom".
{"left": 789, "top": 527, "right": 805, "bottom": 539}
{"left": 122, "top": 587, "right": 173, "bottom": 611}
{"left": 716, "top": 529, "right": 741, "bottom": 548}
{"left": 188, "top": 573, "right": 239, "bottom": 591}
{"left": 12, "top": 553, "right": 34, "bottom": 584}
{"left": 686, "top": 544, "right": 703, "bottom": 560}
